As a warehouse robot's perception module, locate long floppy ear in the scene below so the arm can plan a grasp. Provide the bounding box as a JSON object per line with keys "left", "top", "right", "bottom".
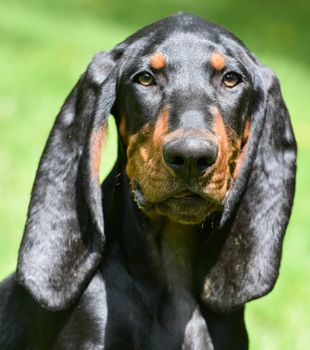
{"left": 201, "top": 65, "right": 297, "bottom": 312}
{"left": 16, "top": 51, "right": 120, "bottom": 311}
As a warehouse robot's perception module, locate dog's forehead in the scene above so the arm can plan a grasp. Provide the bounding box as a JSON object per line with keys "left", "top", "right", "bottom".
{"left": 128, "top": 32, "right": 241, "bottom": 71}
{"left": 155, "top": 32, "right": 224, "bottom": 63}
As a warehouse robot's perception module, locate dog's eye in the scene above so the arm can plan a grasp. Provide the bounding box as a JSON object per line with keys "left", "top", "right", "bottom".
{"left": 222, "top": 72, "right": 242, "bottom": 88}
{"left": 134, "top": 72, "right": 156, "bottom": 86}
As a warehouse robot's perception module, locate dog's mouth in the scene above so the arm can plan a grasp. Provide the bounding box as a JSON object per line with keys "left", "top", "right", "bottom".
{"left": 169, "top": 190, "right": 207, "bottom": 207}
{"left": 133, "top": 181, "right": 203, "bottom": 205}
{"left": 132, "top": 181, "right": 222, "bottom": 224}
{"left": 170, "top": 190, "right": 202, "bottom": 199}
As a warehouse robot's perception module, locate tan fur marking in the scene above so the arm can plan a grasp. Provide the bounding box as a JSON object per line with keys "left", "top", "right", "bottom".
{"left": 90, "top": 126, "right": 106, "bottom": 184}
{"left": 242, "top": 118, "right": 251, "bottom": 146}
{"left": 210, "top": 52, "right": 226, "bottom": 71}
{"left": 125, "top": 108, "right": 173, "bottom": 204}
{"left": 209, "top": 109, "right": 229, "bottom": 200}
{"left": 233, "top": 118, "right": 251, "bottom": 180}
{"left": 119, "top": 117, "right": 127, "bottom": 145}
{"left": 153, "top": 107, "right": 169, "bottom": 147}
{"left": 139, "top": 146, "right": 149, "bottom": 162}
{"left": 149, "top": 52, "right": 166, "bottom": 70}
{"left": 126, "top": 123, "right": 152, "bottom": 179}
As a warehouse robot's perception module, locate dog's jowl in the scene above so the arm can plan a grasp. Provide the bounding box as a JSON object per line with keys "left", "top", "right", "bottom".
{"left": 0, "top": 13, "right": 296, "bottom": 350}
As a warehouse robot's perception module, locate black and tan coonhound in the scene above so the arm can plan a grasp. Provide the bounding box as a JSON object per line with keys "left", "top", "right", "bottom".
{"left": 0, "top": 13, "right": 296, "bottom": 350}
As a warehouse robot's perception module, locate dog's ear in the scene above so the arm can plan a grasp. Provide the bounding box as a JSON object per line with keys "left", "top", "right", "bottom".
{"left": 16, "top": 51, "right": 121, "bottom": 311}
{"left": 201, "top": 65, "right": 297, "bottom": 312}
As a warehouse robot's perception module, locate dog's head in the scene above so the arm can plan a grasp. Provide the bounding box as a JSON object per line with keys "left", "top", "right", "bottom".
{"left": 114, "top": 25, "right": 252, "bottom": 224}
{"left": 17, "top": 13, "right": 296, "bottom": 312}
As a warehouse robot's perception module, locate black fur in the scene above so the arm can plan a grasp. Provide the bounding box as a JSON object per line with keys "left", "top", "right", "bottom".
{"left": 0, "top": 13, "right": 296, "bottom": 350}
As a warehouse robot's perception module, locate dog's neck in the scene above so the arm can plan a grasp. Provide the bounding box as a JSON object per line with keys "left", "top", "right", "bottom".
{"left": 149, "top": 217, "right": 200, "bottom": 292}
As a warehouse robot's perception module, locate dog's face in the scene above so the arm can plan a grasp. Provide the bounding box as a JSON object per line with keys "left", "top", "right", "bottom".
{"left": 115, "top": 32, "right": 252, "bottom": 224}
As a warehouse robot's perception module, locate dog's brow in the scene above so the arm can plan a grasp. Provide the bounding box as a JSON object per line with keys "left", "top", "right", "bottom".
{"left": 210, "top": 52, "right": 226, "bottom": 71}
{"left": 149, "top": 52, "right": 166, "bottom": 70}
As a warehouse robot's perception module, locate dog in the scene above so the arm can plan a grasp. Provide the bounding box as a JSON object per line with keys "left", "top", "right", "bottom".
{"left": 0, "top": 13, "right": 296, "bottom": 350}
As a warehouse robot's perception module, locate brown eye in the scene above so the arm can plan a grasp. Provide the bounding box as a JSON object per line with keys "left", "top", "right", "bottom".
{"left": 134, "top": 71, "right": 156, "bottom": 86}
{"left": 222, "top": 72, "right": 242, "bottom": 88}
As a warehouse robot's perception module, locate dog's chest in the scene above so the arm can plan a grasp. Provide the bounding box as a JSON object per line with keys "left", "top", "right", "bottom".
{"left": 41, "top": 258, "right": 214, "bottom": 349}
{"left": 101, "top": 223, "right": 214, "bottom": 349}
{"left": 103, "top": 278, "right": 214, "bottom": 350}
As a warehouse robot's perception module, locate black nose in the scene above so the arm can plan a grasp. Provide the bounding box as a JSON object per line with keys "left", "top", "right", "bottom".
{"left": 163, "top": 136, "right": 218, "bottom": 178}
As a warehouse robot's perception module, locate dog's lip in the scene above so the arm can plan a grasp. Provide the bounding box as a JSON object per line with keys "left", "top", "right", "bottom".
{"left": 132, "top": 179, "right": 207, "bottom": 204}
{"left": 170, "top": 190, "right": 203, "bottom": 199}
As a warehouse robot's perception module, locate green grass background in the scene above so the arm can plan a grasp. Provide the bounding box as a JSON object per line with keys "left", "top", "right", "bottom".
{"left": 0, "top": 0, "right": 309, "bottom": 348}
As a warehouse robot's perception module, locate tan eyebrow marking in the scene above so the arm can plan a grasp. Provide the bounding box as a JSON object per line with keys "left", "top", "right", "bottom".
{"left": 210, "top": 52, "right": 226, "bottom": 71}
{"left": 149, "top": 52, "right": 166, "bottom": 70}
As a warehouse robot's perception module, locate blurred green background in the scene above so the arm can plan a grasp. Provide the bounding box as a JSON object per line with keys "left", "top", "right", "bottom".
{"left": 0, "top": 0, "right": 309, "bottom": 348}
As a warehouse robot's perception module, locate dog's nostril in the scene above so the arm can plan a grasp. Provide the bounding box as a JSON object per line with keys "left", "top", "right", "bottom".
{"left": 197, "top": 157, "right": 212, "bottom": 170}
{"left": 171, "top": 156, "right": 185, "bottom": 167}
